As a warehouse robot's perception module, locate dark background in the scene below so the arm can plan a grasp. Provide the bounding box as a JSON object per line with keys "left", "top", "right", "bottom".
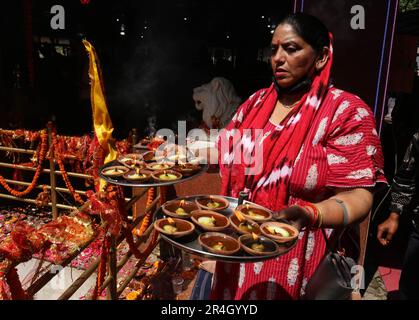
{"left": 0, "top": 0, "right": 292, "bottom": 138}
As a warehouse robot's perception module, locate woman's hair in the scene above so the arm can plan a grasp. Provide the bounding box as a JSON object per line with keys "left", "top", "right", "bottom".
{"left": 277, "top": 13, "right": 330, "bottom": 54}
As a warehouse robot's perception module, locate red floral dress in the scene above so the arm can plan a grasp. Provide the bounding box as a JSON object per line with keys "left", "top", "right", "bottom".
{"left": 210, "top": 86, "right": 387, "bottom": 300}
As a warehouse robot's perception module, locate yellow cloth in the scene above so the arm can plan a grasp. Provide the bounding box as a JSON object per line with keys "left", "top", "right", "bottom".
{"left": 82, "top": 39, "right": 117, "bottom": 190}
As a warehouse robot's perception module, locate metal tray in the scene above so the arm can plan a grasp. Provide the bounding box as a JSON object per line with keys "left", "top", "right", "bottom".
{"left": 155, "top": 195, "right": 297, "bottom": 263}
{"left": 99, "top": 160, "right": 208, "bottom": 187}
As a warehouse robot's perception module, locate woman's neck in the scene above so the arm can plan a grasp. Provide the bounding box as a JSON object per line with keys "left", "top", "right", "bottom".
{"left": 277, "top": 92, "right": 304, "bottom": 108}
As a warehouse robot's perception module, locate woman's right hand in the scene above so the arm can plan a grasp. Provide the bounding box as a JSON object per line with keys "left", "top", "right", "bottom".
{"left": 275, "top": 205, "right": 313, "bottom": 231}
{"left": 377, "top": 212, "right": 400, "bottom": 246}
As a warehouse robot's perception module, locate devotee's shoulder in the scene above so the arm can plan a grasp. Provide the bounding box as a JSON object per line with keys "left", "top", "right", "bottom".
{"left": 327, "top": 86, "right": 375, "bottom": 122}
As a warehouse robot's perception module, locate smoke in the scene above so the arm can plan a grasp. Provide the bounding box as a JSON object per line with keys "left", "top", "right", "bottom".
{"left": 109, "top": 29, "right": 211, "bottom": 137}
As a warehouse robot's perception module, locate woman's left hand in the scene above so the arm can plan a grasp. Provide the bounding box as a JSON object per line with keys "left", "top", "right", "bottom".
{"left": 275, "top": 205, "right": 312, "bottom": 231}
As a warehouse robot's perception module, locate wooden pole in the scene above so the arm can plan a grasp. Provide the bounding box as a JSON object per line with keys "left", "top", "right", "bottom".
{"left": 0, "top": 146, "right": 35, "bottom": 154}
{"left": 47, "top": 122, "right": 58, "bottom": 219}
{"left": 0, "top": 162, "right": 93, "bottom": 179}
{"left": 0, "top": 193, "right": 76, "bottom": 210}
{"left": 4, "top": 179, "right": 87, "bottom": 195}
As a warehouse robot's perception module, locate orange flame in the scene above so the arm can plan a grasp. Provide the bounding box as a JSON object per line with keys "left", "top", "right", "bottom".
{"left": 252, "top": 233, "right": 259, "bottom": 241}
{"left": 167, "top": 218, "right": 175, "bottom": 224}
{"left": 179, "top": 200, "right": 186, "bottom": 207}
{"left": 246, "top": 204, "right": 250, "bottom": 210}
{"left": 234, "top": 210, "right": 246, "bottom": 222}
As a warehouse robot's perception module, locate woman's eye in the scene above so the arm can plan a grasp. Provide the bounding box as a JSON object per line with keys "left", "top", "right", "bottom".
{"left": 270, "top": 46, "right": 277, "bottom": 55}
{"left": 285, "top": 47, "right": 297, "bottom": 53}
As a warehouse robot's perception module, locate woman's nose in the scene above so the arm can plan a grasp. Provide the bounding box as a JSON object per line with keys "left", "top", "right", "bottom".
{"left": 272, "top": 48, "right": 285, "bottom": 65}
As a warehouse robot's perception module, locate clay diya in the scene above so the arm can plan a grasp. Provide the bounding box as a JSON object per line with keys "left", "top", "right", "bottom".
{"left": 198, "top": 232, "right": 241, "bottom": 256}
{"left": 154, "top": 217, "right": 195, "bottom": 238}
{"left": 236, "top": 203, "right": 272, "bottom": 223}
{"left": 166, "top": 152, "right": 188, "bottom": 164}
{"left": 260, "top": 221, "right": 299, "bottom": 244}
{"left": 162, "top": 199, "right": 199, "bottom": 219}
{"left": 174, "top": 163, "right": 200, "bottom": 176}
{"left": 117, "top": 153, "right": 144, "bottom": 168}
{"left": 191, "top": 210, "right": 230, "bottom": 232}
{"left": 186, "top": 156, "right": 205, "bottom": 165}
{"left": 238, "top": 233, "right": 279, "bottom": 256}
{"left": 195, "top": 196, "right": 229, "bottom": 211}
{"left": 151, "top": 170, "right": 182, "bottom": 182}
{"left": 141, "top": 151, "right": 155, "bottom": 162}
{"left": 101, "top": 166, "right": 129, "bottom": 177}
{"left": 229, "top": 210, "right": 261, "bottom": 235}
{"left": 123, "top": 169, "right": 151, "bottom": 182}
{"left": 146, "top": 162, "right": 174, "bottom": 171}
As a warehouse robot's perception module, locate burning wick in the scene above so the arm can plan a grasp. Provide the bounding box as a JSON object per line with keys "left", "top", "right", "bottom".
{"left": 212, "top": 241, "right": 226, "bottom": 251}
{"left": 235, "top": 210, "right": 246, "bottom": 222}
{"left": 198, "top": 216, "right": 216, "bottom": 227}
{"left": 163, "top": 218, "right": 178, "bottom": 233}
{"left": 206, "top": 196, "right": 220, "bottom": 209}
{"left": 235, "top": 211, "right": 253, "bottom": 232}
{"left": 266, "top": 226, "right": 290, "bottom": 237}
{"left": 175, "top": 200, "right": 187, "bottom": 215}
{"left": 250, "top": 233, "right": 265, "bottom": 252}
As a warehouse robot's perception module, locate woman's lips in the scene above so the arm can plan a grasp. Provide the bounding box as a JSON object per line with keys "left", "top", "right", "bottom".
{"left": 275, "top": 71, "right": 288, "bottom": 78}
{"left": 275, "top": 69, "right": 288, "bottom": 77}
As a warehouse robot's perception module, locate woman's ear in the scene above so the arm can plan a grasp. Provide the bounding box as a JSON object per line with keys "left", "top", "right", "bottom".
{"left": 315, "top": 46, "right": 330, "bottom": 71}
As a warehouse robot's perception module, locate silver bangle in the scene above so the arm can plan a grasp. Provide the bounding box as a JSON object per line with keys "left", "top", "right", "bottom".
{"left": 334, "top": 198, "right": 349, "bottom": 227}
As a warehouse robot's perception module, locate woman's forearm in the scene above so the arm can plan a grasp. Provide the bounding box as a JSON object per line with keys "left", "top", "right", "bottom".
{"left": 315, "top": 188, "right": 373, "bottom": 228}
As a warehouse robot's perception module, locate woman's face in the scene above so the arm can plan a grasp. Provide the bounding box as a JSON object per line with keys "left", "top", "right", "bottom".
{"left": 270, "top": 23, "right": 318, "bottom": 89}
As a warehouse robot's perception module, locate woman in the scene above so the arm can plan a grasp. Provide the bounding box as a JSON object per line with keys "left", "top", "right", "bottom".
{"left": 210, "top": 13, "right": 387, "bottom": 300}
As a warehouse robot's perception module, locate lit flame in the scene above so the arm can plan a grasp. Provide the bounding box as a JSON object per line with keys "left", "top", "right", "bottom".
{"left": 179, "top": 200, "right": 185, "bottom": 207}
{"left": 136, "top": 168, "right": 140, "bottom": 174}
{"left": 252, "top": 233, "right": 259, "bottom": 241}
{"left": 164, "top": 170, "right": 167, "bottom": 175}
{"left": 167, "top": 218, "right": 175, "bottom": 225}
{"left": 246, "top": 204, "right": 250, "bottom": 210}
{"left": 234, "top": 210, "right": 246, "bottom": 222}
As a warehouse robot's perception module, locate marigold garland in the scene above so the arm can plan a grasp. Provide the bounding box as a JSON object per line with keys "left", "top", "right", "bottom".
{"left": 105, "top": 185, "right": 143, "bottom": 259}
{"left": 134, "top": 188, "right": 155, "bottom": 236}
{"left": 0, "top": 130, "right": 47, "bottom": 197}
{"left": 50, "top": 126, "right": 85, "bottom": 205}
{"left": 92, "top": 235, "right": 110, "bottom": 300}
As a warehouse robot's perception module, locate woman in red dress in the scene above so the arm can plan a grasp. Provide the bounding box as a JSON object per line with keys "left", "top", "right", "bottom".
{"left": 210, "top": 13, "right": 387, "bottom": 300}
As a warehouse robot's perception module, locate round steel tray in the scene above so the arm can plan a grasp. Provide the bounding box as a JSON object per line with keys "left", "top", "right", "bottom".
{"left": 155, "top": 195, "right": 297, "bottom": 263}
{"left": 99, "top": 160, "right": 208, "bottom": 187}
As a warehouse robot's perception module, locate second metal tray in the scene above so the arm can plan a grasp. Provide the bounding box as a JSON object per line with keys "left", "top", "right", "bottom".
{"left": 155, "top": 195, "right": 297, "bottom": 263}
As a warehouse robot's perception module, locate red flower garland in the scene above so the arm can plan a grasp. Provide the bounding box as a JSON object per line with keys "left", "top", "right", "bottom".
{"left": 0, "top": 130, "right": 48, "bottom": 197}
{"left": 50, "top": 127, "right": 85, "bottom": 205}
